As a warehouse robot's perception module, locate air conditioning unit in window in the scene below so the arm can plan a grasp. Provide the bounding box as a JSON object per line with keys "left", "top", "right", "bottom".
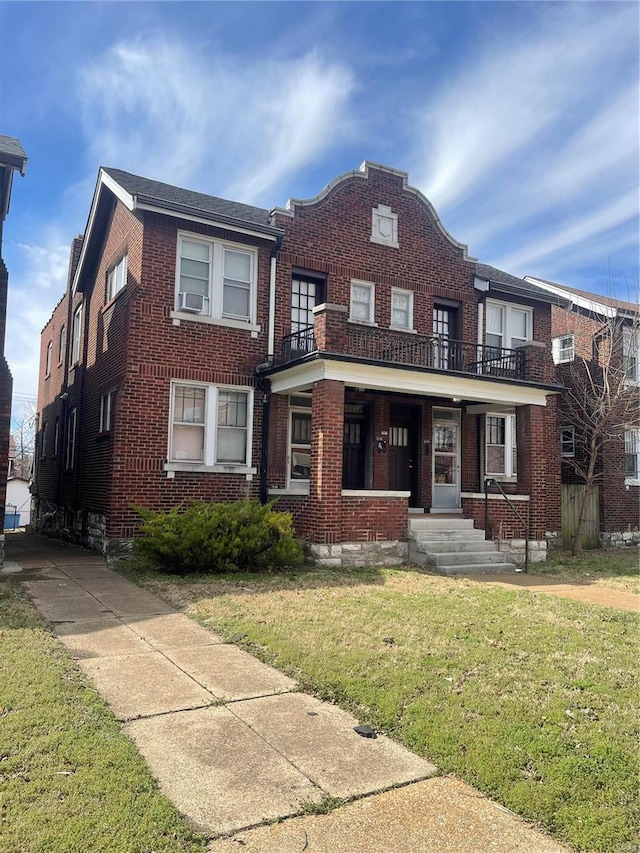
{"left": 178, "top": 292, "right": 205, "bottom": 313}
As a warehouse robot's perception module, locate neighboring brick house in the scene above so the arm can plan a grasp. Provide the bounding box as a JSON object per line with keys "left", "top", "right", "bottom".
{"left": 0, "top": 135, "right": 27, "bottom": 564}
{"left": 34, "top": 162, "right": 565, "bottom": 566}
{"left": 525, "top": 276, "right": 640, "bottom": 546}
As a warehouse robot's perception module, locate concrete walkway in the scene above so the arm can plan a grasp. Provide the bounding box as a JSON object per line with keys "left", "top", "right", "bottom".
{"left": 5, "top": 533, "right": 568, "bottom": 852}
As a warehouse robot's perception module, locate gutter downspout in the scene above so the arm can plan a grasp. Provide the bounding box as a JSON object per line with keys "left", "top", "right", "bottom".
{"left": 260, "top": 235, "right": 283, "bottom": 504}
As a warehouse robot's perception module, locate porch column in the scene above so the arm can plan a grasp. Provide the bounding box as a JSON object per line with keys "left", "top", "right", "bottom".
{"left": 313, "top": 303, "right": 347, "bottom": 352}
{"left": 308, "top": 378, "right": 345, "bottom": 544}
{"left": 516, "top": 403, "right": 556, "bottom": 540}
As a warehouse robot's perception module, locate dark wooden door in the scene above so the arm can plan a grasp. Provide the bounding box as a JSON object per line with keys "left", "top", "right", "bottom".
{"left": 343, "top": 418, "right": 366, "bottom": 489}
{"left": 389, "top": 405, "right": 420, "bottom": 505}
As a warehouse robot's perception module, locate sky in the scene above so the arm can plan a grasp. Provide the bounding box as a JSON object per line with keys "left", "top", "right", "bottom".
{"left": 1, "top": 1, "right": 638, "bottom": 422}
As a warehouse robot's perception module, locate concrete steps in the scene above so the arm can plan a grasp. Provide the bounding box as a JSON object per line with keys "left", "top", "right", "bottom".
{"left": 408, "top": 515, "right": 516, "bottom": 575}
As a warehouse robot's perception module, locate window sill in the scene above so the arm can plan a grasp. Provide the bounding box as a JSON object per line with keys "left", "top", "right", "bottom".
{"left": 164, "top": 462, "right": 257, "bottom": 475}
{"left": 102, "top": 287, "right": 127, "bottom": 313}
{"left": 347, "top": 319, "right": 379, "bottom": 328}
{"left": 268, "top": 485, "right": 310, "bottom": 496}
{"left": 389, "top": 325, "right": 417, "bottom": 335}
{"left": 624, "top": 478, "right": 640, "bottom": 487}
{"left": 170, "top": 311, "right": 261, "bottom": 333}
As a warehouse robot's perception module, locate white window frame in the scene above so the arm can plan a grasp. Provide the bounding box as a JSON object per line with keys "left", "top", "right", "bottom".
{"left": 349, "top": 280, "right": 376, "bottom": 325}
{"left": 100, "top": 392, "right": 114, "bottom": 433}
{"left": 71, "top": 305, "right": 83, "bottom": 365}
{"left": 625, "top": 428, "right": 640, "bottom": 485}
{"left": 58, "top": 325, "right": 66, "bottom": 365}
{"left": 287, "top": 395, "right": 312, "bottom": 487}
{"left": 174, "top": 232, "right": 258, "bottom": 329}
{"left": 623, "top": 327, "right": 640, "bottom": 384}
{"left": 106, "top": 254, "right": 128, "bottom": 302}
{"left": 65, "top": 408, "right": 77, "bottom": 470}
{"left": 390, "top": 288, "right": 414, "bottom": 331}
{"left": 485, "top": 413, "right": 517, "bottom": 480}
{"left": 552, "top": 334, "right": 575, "bottom": 364}
{"left": 45, "top": 340, "right": 53, "bottom": 377}
{"left": 485, "top": 300, "right": 532, "bottom": 351}
{"left": 167, "top": 381, "right": 254, "bottom": 472}
{"left": 561, "top": 425, "right": 576, "bottom": 457}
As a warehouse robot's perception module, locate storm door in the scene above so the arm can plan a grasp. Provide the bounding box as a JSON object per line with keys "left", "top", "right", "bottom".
{"left": 432, "top": 407, "right": 461, "bottom": 509}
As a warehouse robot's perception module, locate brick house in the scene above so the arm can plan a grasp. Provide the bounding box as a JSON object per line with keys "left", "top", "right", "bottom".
{"left": 525, "top": 276, "right": 640, "bottom": 547}
{"left": 34, "top": 162, "right": 565, "bottom": 567}
{"left": 0, "top": 135, "right": 27, "bottom": 564}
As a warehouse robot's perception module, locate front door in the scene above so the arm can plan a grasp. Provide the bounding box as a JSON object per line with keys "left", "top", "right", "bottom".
{"left": 343, "top": 407, "right": 367, "bottom": 489}
{"left": 432, "top": 408, "right": 461, "bottom": 510}
{"left": 389, "top": 405, "right": 420, "bottom": 506}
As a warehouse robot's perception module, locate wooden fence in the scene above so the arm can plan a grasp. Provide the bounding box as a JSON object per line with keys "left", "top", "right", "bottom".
{"left": 561, "top": 484, "right": 600, "bottom": 550}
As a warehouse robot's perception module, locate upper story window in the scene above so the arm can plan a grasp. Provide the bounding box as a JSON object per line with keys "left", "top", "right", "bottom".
{"left": 552, "top": 334, "right": 575, "bottom": 364}
{"left": 349, "top": 280, "right": 375, "bottom": 325}
{"left": 625, "top": 428, "right": 640, "bottom": 483}
{"left": 561, "top": 425, "right": 576, "bottom": 457}
{"left": 623, "top": 327, "right": 639, "bottom": 383}
{"left": 106, "top": 254, "right": 128, "bottom": 302}
{"left": 370, "top": 204, "right": 398, "bottom": 248}
{"left": 391, "top": 288, "right": 413, "bottom": 331}
{"left": 58, "top": 325, "right": 66, "bottom": 365}
{"left": 169, "top": 382, "right": 253, "bottom": 468}
{"left": 44, "top": 341, "right": 53, "bottom": 377}
{"left": 486, "top": 301, "right": 532, "bottom": 351}
{"left": 485, "top": 413, "right": 517, "bottom": 479}
{"left": 71, "top": 305, "right": 83, "bottom": 366}
{"left": 100, "top": 392, "right": 114, "bottom": 433}
{"left": 176, "top": 234, "right": 256, "bottom": 324}
{"left": 291, "top": 273, "right": 326, "bottom": 333}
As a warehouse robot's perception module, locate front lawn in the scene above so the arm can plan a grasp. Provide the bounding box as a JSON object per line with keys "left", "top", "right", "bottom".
{"left": 122, "top": 560, "right": 640, "bottom": 853}
{"left": 537, "top": 548, "right": 639, "bottom": 595}
{"left": 0, "top": 575, "right": 206, "bottom": 853}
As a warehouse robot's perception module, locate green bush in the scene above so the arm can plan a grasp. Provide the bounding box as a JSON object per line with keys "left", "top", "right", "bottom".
{"left": 134, "top": 500, "right": 304, "bottom": 574}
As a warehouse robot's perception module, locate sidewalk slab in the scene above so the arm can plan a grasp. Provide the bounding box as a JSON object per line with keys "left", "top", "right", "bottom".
{"left": 56, "top": 618, "right": 153, "bottom": 659}
{"left": 78, "top": 651, "right": 213, "bottom": 720}
{"left": 26, "top": 587, "right": 113, "bottom": 623}
{"left": 74, "top": 580, "right": 175, "bottom": 618}
{"left": 231, "top": 693, "right": 436, "bottom": 799}
{"left": 61, "top": 565, "right": 121, "bottom": 579}
{"left": 163, "top": 644, "right": 296, "bottom": 700}
{"left": 123, "top": 613, "right": 224, "bottom": 649}
{"left": 207, "top": 777, "right": 568, "bottom": 853}
{"left": 124, "top": 706, "right": 324, "bottom": 835}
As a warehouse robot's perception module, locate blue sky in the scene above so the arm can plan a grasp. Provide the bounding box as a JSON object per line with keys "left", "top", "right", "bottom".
{"left": 1, "top": 1, "right": 638, "bottom": 417}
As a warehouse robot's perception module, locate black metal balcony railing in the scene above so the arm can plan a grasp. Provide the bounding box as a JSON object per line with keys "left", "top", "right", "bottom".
{"left": 279, "top": 325, "right": 526, "bottom": 380}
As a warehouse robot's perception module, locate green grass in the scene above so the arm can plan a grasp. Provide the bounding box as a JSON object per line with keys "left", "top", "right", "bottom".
{"left": 121, "top": 559, "right": 640, "bottom": 853}
{"left": 539, "top": 548, "right": 639, "bottom": 594}
{"left": 0, "top": 575, "right": 207, "bottom": 853}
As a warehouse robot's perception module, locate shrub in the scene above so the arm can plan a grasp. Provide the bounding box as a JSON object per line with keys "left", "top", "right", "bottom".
{"left": 134, "top": 500, "right": 304, "bottom": 574}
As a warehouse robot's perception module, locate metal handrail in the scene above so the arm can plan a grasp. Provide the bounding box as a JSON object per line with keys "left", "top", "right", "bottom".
{"left": 484, "top": 477, "right": 530, "bottom": 573}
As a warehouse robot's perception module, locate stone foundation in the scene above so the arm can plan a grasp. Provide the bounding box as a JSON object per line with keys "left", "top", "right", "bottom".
{"left": 307, "top": 540, "right": 409, "bottom": 568}
{"left": 600, "top": 530, "right": 640, "bottom": 548}
{"left": 497, "top": 539, "right": 547, "bottom": 565}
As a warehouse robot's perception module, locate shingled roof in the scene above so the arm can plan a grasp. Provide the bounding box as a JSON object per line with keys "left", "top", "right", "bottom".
{"left": 475, "top": 263, "right": 570, "bottom": 306}
{"left": 0, "top": 135, "right": 27, "bottom": 174}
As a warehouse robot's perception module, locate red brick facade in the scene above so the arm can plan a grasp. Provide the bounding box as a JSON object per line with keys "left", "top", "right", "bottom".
{"left": 34, "top": 163, "right": 563, "bottom": 559}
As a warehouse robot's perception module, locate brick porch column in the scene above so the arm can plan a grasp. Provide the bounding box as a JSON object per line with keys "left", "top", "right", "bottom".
{"left": 313, "top": 303, "right": 348, "bottom": 352}
{"left": 516, "top": 404, "right": 551, "bottom": 540}
{"left": 308, "top": 378, "right": 345, "bottom": 544}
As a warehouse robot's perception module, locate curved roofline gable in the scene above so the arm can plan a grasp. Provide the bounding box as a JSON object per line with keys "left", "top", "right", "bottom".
{"left": 273, "top": 160, "right": 476, "bottom": 261}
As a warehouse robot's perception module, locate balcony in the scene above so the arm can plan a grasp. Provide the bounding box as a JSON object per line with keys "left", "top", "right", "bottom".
{"left": 280, "top": 324, "right": 526, "bottom": 381}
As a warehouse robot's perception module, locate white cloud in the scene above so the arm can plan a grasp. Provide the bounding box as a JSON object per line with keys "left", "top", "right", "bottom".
{"left": 78, "top": 37, "right": 354, "bottom": 205}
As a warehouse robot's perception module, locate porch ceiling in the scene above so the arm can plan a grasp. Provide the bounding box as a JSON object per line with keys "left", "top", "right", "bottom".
{"left": 266, "top": 356, "right": 559, "bottom": 407}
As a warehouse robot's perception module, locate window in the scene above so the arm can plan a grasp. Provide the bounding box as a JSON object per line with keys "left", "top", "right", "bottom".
{"left": 40, "top": 422, "right": 47, "bottom": 459}
{"left": 44, "top": 341, "right": 53, "bottom": 377}
{"left": 485, "top": 414, "right": 517, "bottom": 478}
{"left": 53, "top": 417, "right": 60, "bottom": 456}
{"left": 552, "top": 335, "right": 575, "bottom": 364}
{"left": 65, "top": 408, "right": 77, "bottom": 470}
{"left": 349, "top": 281, "right": 375, "bottom": 324}
{"left": 100, "top": 392, "right": 114, "bottom": 433}
{"left": 391, "top": 288, "right": 413, "bottom": 330}
{"left": 623, "top": 327, "right": 639, "bottom": 383}
{"left": 106, "top": 254, "right": 128, "bottom": 302}
{"left": 176, "top": 234, "right": 256, "bottom": 323}
{"left": 291, "top": 274, "right": 325, "bottom": 333}
{"left": 71, "top": 305, "right": 83, "bottom": 365}
{"left": 486, "top": 301, "right": 531, "bottom": 351}
{"left": 625, "top": 429, "right": 640, "bottom": 481}
{"left": 288, "top": 395, "right": 312, "bottom": 484}
{"left": 58, "top": 325, "right": 66, "bottom": 364}
{"left": 561, "top": 426, "right": 575, "bottom": 457}
{"left": 169, "top": 383, "right": 252, "bottom": 467}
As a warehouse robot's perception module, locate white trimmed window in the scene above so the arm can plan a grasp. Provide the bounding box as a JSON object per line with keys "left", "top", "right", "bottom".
{"left": 66, "top": 408, "right": 77, "bottom": 470}
{"left": 625, "top": 429, "right": 640, "bottom": 482}
{"left": 58, "top": 325, "right": 66, "bottom": 364}
{"left": 100, "top": 392, "right": 114, "bottom": 433}
{"left": 45, "top": 341, "right": 53, "bottom": 377}
{"left": 561, "top": 426, "right": 575, "bottom": 457}
{"left": 552, "top": 334, "right": 575, "bottom": 364}
{"left": 349, "top": 281, "right": 375, "bottom": 324}
{"left": 71, "top": 305, "right": 83, "bottom": 365}
{"left": 391, "top": 288, "right": 413, "bottom": 330}
{"left": 106, "top": 254, "right": 128, "bottom": 302}
{"left": 486, "top": 301, "right": 532, "bottom": 351}
{"left": 623, "top": 327, "right": 639, "bottom": 383}
{"left": 288, "top": 395, "right": 312, "bottom": 484}
{"left": 169, "top": 383, "right": 252, "bottom": 467}
{"left": 176, "top": 234, "right": 256, "bottom": 323}
{"left": 485, "top": 414, "right": 517, "bottom": 479}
